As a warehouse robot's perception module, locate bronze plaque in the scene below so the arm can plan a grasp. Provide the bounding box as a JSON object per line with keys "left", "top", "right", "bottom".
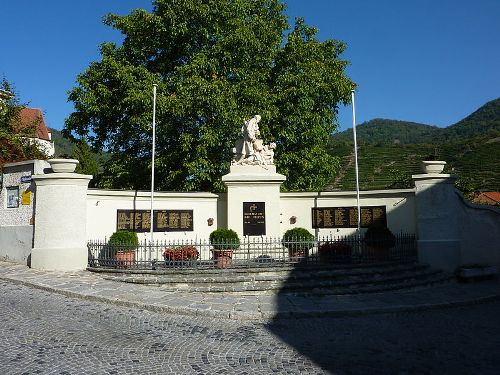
{"left": 154, "top": 210, "right": 193, "bottom": 232}
{"left": 312, "top": 206, "right": 387, "bottom": 228}
{"left": 243, "top": 202, "right": 266, "bottom": 236}
{"left": 117, "top": 209, "right": 194, "bottom": 232}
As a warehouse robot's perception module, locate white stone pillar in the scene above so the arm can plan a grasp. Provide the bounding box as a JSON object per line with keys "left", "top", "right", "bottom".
{"left": 31, "top": 172, "right": 92, "bottom": 271}
{"left": 412, "top": 173, "right": 461, "bottom": 272}
{"left": 222, "top": 165, "right": 286, "bottom": 239}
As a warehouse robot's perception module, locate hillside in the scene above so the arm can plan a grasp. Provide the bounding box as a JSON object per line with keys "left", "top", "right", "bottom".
{"left": 443, "top": 98, "right": 500, "bottom": 140}
{"left": 332, "top": 119, "right": 440, "bottom": 144}
{"left": 332, "top": 97, "right": 500, "bottom": 144}
{"left": 328, "top": 98, "right": 500, "bottom": 192}
{"left": 50, "top": 128, "right": 74, "bottom": 157}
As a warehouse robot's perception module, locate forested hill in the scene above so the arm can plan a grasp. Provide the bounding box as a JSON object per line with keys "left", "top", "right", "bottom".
{"left": 332, "top": 119, "right": 439, "bottom": 144}
{"left": 328, "top": 97, "right": 500, "bottom": 192}
{"left": 332, "top": 97, "right": 500, "bottom": 144}
{"left": 443, "top": 97, "right": 500, "bottom": 141}
{"left": 50, "top": 128, "right": 74, "bottom": 156}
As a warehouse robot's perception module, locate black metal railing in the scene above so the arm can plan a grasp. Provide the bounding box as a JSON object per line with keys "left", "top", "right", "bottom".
{"left": 87, "top": 233, "right": 417, "bottom": 270}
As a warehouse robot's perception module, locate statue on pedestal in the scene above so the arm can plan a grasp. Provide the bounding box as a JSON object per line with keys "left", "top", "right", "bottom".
{"left": 232, "top": 115, "right": 276, "bottom": 166}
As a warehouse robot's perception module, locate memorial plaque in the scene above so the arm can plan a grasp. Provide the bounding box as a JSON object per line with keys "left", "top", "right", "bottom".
{"left": 243, "top": 202, "right": 266, "bottom": 236}
{"left": 312, "top": 206, "right": 387, "bottom": 229}
{"left": 117, "top": 209, "right": 151, "bottom": 232}
{"left": 154, "top": 210, "right": 193, "bottom": 232}
{"left": 117, "top": 209, "right": 194, "bottom": 232}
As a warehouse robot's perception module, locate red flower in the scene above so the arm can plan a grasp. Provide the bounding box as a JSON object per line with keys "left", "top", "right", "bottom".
{"left": 163, "top": 245, "right": 199, "bottom": 261}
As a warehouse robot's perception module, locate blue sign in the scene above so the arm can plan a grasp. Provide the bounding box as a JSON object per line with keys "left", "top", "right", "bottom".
{"left": 21, "top": 175, "right": 32, "bottom": 183}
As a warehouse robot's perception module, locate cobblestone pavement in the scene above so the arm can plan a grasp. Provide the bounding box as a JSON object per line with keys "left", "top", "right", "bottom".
{"left": 2, "top": 280, "right": 500, "bottom": 375}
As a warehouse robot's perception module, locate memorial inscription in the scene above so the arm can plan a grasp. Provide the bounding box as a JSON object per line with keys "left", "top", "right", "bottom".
{"left": 117, "top": 209, "right": 194, "bottom": 232}
{"left": 312, "top": 206, "right": 387, "bottom": 228}
{"left": 243, "top": 202, "right": 266, "bottom": 236}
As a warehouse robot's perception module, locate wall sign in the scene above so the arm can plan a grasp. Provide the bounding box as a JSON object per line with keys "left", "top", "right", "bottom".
{"left": 312, "top": 206, "right": 387, "bottom": 228}
{"left": 21, "top": 191, "right": 31, "bottom": 205}
{"left": 243, "top": 202, "right": 266, "bottom": 236}
{"left": 116, "top": 209, "right": 194, "bottom": 232}
{"left": 21, "top": 176, "right": 32, "bottom": 183}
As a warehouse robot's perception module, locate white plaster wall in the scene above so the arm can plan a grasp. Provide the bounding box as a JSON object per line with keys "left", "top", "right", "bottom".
{"left": 280, "top": 189, "right": 416, "bottom": 237}
{"left": 458, "top": 193, "right": 500, "bottom": 267}
{"left": 86, "top": 189, "right": 220, "bottom": 241}
{"left": 0, "top": 225, "right": 33, "bottom": 264}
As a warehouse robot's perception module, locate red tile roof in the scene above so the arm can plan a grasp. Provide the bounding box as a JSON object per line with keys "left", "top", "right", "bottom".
{"left": 482, "top": 192, "right": 500, "bottom": 203}
{"left": 16, "top": 108, "right": 51, "bottom": 141}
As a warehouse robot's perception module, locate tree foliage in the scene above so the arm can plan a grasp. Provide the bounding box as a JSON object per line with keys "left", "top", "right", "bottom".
{"left": 71, "top": 138, "right": 100, "bottom": 186}
{"left": 0, "top": 79, "right": 47, "bottom": 167}
{"left": 64, "top": 0, "right": 354, "bottom": 191}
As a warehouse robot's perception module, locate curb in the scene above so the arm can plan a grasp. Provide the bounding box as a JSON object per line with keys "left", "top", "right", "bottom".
{"left": 2, "top": 274, "right": 500, "bottom": 322}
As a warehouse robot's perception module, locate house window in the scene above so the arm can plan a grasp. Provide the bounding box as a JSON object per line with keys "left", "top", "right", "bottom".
{"left": 7, "top": 186, "right": 19, "bottom": 208}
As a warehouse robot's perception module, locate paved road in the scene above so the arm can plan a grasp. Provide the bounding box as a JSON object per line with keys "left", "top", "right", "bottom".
{"left": 1, "top": 280, "right": 500, "bottom": 375}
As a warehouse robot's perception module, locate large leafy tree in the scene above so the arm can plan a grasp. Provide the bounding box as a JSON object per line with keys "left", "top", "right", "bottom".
{"left": 0, "top": 79, "right": 47, "bottom": 167}
{"left": 64, "top": 0, "right": 354, "bottom": 192}
{"left": 71, "top": 138, "right": 100, "bottom": 186}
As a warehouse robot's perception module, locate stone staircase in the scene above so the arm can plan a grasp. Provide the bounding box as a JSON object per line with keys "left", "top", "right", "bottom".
{"left": 91, "top": 262, "right": 453, "bottom": 295}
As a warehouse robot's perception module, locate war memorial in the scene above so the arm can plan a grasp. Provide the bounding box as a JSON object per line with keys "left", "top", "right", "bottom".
{"left": 0, "top": 114, "right": 498, "bottom": 296}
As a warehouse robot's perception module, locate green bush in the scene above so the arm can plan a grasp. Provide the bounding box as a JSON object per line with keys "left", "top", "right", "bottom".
{"left": 209, "top": 228, "right": 240, "bottom": 250}
{"left": 282, "top": 227, "right": 315, "bottom": 252}
{"left": 108, "top": 230, "right": 139, "bottom": 252}
{"left": 364, "top": 226, "right": 396, "bottom": 249}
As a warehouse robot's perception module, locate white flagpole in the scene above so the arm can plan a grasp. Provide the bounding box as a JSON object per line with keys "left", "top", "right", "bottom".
{"left": 351, "top": 90, "right": 361, "bottom": 233}
{"left": 150, "top": 84, "right": 157, "bottom": 259}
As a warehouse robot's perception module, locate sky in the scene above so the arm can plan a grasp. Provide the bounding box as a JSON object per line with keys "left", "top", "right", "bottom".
{"left": 1, "top": 0, "right": 499, "bottom": 132}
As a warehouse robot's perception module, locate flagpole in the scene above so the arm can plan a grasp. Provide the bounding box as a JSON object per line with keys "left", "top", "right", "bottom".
{"left": 150, "top": 84, "right": 157, "bottom": 260}
{"left": 351, "top": 90, "right": 361, "bottom": 233}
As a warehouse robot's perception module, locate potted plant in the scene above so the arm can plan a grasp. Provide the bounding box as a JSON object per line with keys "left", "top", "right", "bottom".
{"left": 163, "top": 245, "right": 199, "bottom": 267}
{"left": 363, "top": 226, "right": 396, "bottom": 261}
{"left": 108, "top": 230, "right": 139, "bottom": 268}
{"left": 318, "top": 241, "right": 352, "bottom": 264}
{"left": 209, "top": 228, "right": 240, "bottom": 268}
{"left": 282, "top": 227, "right": 315, "bottom": 261}
{"left": 421, "top": 148, "right": 446, "bottom": 174}
{"left": 456, "top": 264, "right": 498, "bottom": 282}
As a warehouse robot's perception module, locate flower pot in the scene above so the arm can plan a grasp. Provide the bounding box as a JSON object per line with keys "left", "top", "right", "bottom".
{"left": 47, "top": 158, "right": 80, "bottom": 173}
{"left": 212, "top": 249, "right": 233, "bottom": 268}
{"left": 115, "top": 251, "right": 135, "bottom": 268}
{"left": 164, "top": 259, "right": 196, "bottom": 268}
{"left": 457, "top": 265, "right": 498, "bottom": 282}
{"left": 288, "top": 249, "right": 309, "bottom": 262}
{"left": 421, "top": 160, "right": 446, "bottom": 174}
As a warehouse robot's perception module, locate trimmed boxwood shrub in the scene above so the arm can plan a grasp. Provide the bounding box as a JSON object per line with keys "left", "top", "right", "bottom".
{"left": 209, "top": 228, "right": 240, "bottom": 250}
{"left": 108, "top": 230, "right": 139, "bottom": 252}
{"left": 364, "top": 227, "right": 396, "bottom": 249}
{"left": 282, "top": 227, "right": 315, "bottom": 253}
{"left": 318, "top": 242, "right": 352, "bottom": 263}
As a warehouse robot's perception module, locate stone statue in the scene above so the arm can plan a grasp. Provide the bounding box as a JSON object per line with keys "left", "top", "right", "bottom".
{"left": 232, "top": 115, "right": 276, "bottom": 166}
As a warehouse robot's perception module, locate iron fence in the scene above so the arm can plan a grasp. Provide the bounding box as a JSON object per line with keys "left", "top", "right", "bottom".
{"left": 87, "top": 233, "right": 417, "bottom": 270}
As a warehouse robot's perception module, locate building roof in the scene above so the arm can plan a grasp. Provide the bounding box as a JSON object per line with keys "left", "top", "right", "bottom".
{"left": 471, "top": 191, "right": 500, "bottom": 205}
{"left": 16, "top": 108, "right": 52, "bottom": 141}
{"left": 482, "top": 192, "right": 500, "bottom": 203}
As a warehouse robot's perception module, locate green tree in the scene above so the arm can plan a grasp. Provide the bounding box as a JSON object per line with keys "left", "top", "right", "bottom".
{"left": 71, "top": 138, "right": 100, "bottom": 186}
{"left": 0, "top": 79, "right": 46, "bottom": 167}
{"left": 64, "top": 0, "right": 354, "bottom": 192}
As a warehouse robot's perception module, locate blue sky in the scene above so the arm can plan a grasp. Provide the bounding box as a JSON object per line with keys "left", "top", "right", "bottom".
{"left": 2, "top": 0, "right": 499, "bottom": 132}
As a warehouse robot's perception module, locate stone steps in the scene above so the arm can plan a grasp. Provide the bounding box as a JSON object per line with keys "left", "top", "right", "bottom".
{"left": 93, "top": 262, "right": 452, "bottom": 295}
